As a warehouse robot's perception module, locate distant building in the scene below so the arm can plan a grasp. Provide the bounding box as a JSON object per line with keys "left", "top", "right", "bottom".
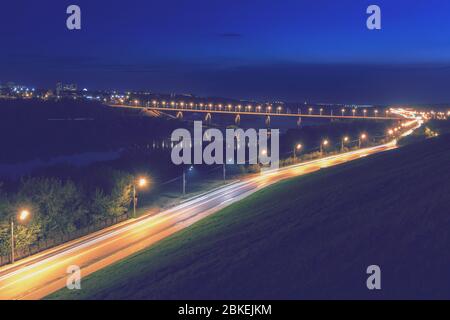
{"left": 56, "top": 82, "right": 62, "bottom": 96}
{"left": 63, "top": 83, "right": 77, "bottom": 92}
{"left": 56, "top": 82, "right": 79, "bottom": 98}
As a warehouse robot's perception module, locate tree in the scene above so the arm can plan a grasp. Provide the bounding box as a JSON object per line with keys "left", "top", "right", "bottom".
{"left": 18, "top": 177, "right": 87, "bottom": 237}
{"left": 108, "top": 172, "right": 133, "bottom": 217}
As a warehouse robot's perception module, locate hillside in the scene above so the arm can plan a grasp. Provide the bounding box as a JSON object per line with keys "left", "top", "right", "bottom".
{"left": 48, "top": 134, "right": 450, "bottom": 299}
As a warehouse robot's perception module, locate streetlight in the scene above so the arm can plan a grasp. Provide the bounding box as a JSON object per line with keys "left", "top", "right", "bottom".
{"left": 293, "top": 143, "right": 302, "bottom": 160}
{"left": 10, "top": 209, "right": 31, "bottom": 264}
{"left": 309, "top": 107, "right": 313, "bottom": 115}
{"left": 341, "top": 109, "right": 345, "bottom": 117}
{"left": 320, "top": 139, "right": 329, "bottom": 155}
{"left": 341, "top": 136, "right": 349, "bottom": 152}
{"left": 359, "top": 133, "right": 367, "bottom": 148}
{"left": 132, "top": 177, "right": 148, "bottom": 218}
{"left": 182, "top": 166, "right": 194, "bottom": 195}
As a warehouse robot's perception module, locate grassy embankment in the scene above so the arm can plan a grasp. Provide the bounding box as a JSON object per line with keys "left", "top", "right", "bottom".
{"left": 49, "top": 131, "right": 450, "bottom": 300}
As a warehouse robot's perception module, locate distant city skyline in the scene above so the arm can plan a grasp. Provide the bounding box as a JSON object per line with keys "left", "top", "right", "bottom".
{"left": 2, "top": 1, "right": 450, "bottom": 104}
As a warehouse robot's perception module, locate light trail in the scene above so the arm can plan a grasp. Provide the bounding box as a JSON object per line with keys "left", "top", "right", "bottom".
{"left": 0, "top": 109, "right": 419, "bottom": 300}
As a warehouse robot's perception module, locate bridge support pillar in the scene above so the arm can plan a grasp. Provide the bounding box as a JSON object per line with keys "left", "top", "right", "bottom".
{"left": 265, "top": 115, "right": 271, "bottom": 128}
{"left": 235, "top": 114, "right": 241, "bottom": 126}
{"left": 205, "top": 113, "right": 212, "bottom": 124}
{"left": 297, "top": 117, "right": 302, "bottom": 128}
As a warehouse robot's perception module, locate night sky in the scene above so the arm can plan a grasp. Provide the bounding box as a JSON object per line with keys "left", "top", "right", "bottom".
{"left": 2, "top": 0, "right": 450, "bottom": 104}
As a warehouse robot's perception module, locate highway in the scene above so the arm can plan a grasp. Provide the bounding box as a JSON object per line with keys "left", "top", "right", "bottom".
{"left": 0, "top": 112, "right": 420, "bottom": 300}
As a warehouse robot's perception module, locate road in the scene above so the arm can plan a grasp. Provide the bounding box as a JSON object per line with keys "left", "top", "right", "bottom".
{"left": 0, "top": 112, "right": 419, "bottom": 300}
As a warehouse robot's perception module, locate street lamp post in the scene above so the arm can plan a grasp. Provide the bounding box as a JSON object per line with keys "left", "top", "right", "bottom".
{"left": 359, "top": 134, "right": 367, "bottom": 148}
{"left": 293, "top": 143, "right": 302, "bottom": 160}
{"left": 10, "top": 218, "right": 14, "bottom": 264}
{"left": 182, "top": 168, "right": 186, "bottom": 195}
{"left": 10, "top": 210, "right": 31, "bottom": 264}
{"left": 388, "top": 129, "right": 394, "bottom": 137}
{"left": 320, "top": 140, "right": 329, "bottom": 155}
{"left": 341, "top": 136, "right": 349, "bottom": 152}
{"left": 132, "top": 177, "right": 147, "bottom": 218}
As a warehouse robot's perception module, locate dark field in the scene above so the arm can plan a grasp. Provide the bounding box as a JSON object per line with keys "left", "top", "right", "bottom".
{"left": 49, "top": 133, "right": 450, "bottom": 300}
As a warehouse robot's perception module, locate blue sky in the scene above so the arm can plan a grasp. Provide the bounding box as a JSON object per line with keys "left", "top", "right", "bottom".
{"left": 2, "top": 0, "right": 450, "bottom": 104}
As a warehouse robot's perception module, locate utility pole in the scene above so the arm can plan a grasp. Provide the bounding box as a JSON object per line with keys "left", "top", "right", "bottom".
{"left": 132, "top": 184, "right": 137, "bottom": 218}
{"left": 10, "top": 218, "right": 14, "bottom": 264}
{"left": 223, "top": 164, "right": 226, "bottom": 181}
{"left": 183, "top": 168, "right": 186, "bottom": 195}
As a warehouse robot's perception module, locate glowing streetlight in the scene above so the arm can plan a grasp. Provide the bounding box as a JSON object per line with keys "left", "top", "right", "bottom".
{"left": 293, "top": 143, "right": 302, "bottom": 160}
{"left": 309, "top": 107, "right": 313, "bottom": 115}
{"left": 320, "top": 139, "right": 329, "bottom": 155}
{"left": 19, "top": 210, "right": 30, "bottom": 222}
{"left": 388, "top": 129, "right": 394, "bottom": 136}
{"left": 341, "top": 136, "right": 349, "bottom": 152}
{"left": 341, "top": 109, "right": 345, "bottom": 116}
{"left": 10, "top": 209, "right": 32, "bottom": 264}
{"left": 133, "top": 177, "right": 148, "bottom": 218}
{"left": 359, "top": 133, "right": 367, "bottom": 148}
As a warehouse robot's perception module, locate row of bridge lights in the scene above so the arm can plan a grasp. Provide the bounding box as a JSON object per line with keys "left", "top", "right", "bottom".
{"left": 148, "top": 100, "right": 283, "bottom": 113}
{"left": 145, "top": 100, "right": 390, "bottom": 117}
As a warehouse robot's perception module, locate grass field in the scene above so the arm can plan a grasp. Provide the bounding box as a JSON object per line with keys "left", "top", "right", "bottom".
{"left": 48, "top": 134, "right": 450, "bottom": 299}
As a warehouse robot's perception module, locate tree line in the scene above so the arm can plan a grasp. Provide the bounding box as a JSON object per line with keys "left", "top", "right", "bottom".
{"left": 0, "top": 170, "right": 134, "bottom": 256}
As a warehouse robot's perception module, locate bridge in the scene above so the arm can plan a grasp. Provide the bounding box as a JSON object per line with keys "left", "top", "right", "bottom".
{"left": 111, "top": 101, "right": 401, "bottom": 126}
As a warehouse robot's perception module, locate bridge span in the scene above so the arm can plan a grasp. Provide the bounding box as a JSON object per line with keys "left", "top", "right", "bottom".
{"left": 111, "top": 103, "right": 401, "bottom": 122}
